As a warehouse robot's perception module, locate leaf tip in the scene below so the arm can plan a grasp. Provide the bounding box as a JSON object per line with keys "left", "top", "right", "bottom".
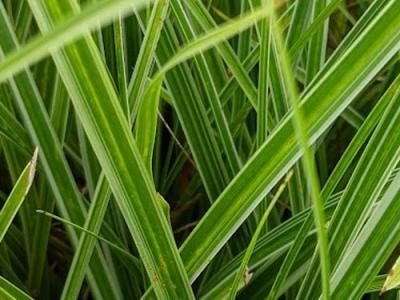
{"left": 26, "top": 147, "right": 39, "bottom": 196}
{"left": 243, "top": 266, "right": 253, "bottom": 286}
{"left": 380, "top": 287, "right": 387, "bottom": 296}
{"left": 31, "top": 146, "right": 39, "bottom": 165}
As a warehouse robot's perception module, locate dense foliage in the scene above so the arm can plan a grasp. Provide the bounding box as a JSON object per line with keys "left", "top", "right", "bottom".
{"left": 0, "top": 0, "right": 399, "bottom": 299}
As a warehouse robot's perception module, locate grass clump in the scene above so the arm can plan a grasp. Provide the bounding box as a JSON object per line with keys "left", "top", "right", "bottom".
{"left": 0, "top": 0, "right": 399, "bottom": 299}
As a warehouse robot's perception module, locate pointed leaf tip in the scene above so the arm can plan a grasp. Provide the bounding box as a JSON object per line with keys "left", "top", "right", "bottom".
{"left": 26, "top": 147, "right": 39, "bottom": 195}
{"left": 381, "top": 256, "right": 400, "bottom": 294}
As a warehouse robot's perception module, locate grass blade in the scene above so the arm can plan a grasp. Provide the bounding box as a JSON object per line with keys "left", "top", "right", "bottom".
{"left": 0, "top": 1, "right": 398, "bottom": 299}
{"left": 270, "top": 6, "right": 331, "bottom": 299}
{"left": 0, "top": 0, "right": 153, "bottom": 83}
{"left": 0, "top": 148, "right": 37, "bottom": 243}
{"left": 61, "top": 2, "right": 170, "bottom": 297}
{"left": 0, "top": 102, "right": 31, "bottom": 155}
{"left": 0, "top": 276, "right": 33, "bottom": 300}
{"left": 135, "top": 75, "right": 164, "bottom": 174}
{"left": 330, "top": 171, "right": 400, "bottom": 298}
{"left": 299, "top": 73, "right": 400, "bottom": 299}
{"left": 128, "top": 0, "right": 169, "bottom": 120}
{"left": 178, "top": 0, "right": 400, "bottom": 284}
{"left": 28, "top": 0, "right": 195, "bottom": 298}
{"left": 228, "top": 171, "right": 293, "bottom": 300}
{"left": 0, "top": 5, "right": 123, "bottom": 297}
{"left": 141, "top": 3, "right": 400, "bottom": 298}
{"left": 381, "top": 256, "right": 400, "bottom": 294}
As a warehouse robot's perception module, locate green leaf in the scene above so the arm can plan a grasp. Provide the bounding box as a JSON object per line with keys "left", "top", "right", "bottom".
{"left": 140, "top": 1, "right": 400, "bottom": 298}
{"left": 0, "top": 101, "right": 31, "bottom": 155}
{"left": 184, "top": 0, "right": 260, "bottom": 108}
{"left": 0, "top": 276, "right": 33, "bottom": 300}
{"left": 159, "top": 2, "right": 282, "bottom": 76}
{"left": 330, "top": 171, "right": 400, "bottom": 299}
{"left": 299, "top": 72, "right": 400, "bottom": 300}
{"left": 198, "top": 72, "right": 400, "bottom": 297}
{"left": 0, "top": 4, "right": 123, "bottom": 298}
{"left": 228, "top": 171, "right": 293, "bottom": 300}
{"left": 27, "top": 0, "right": 194, "bottom": 299}
{"left": 128, "top": 0, "right": 169, "bottom": 120}
{"left": 270, "top": 7, "right": 330, "bottom": 298}
{"left": 0, "top": 0, "right": 153, "bottom": 83}
{"left": 36, "top": 209, "right": 141, "bottom": 269}
{"left": 179, "top": 0, "right": 400, "bottom": 284}
{"left": 381, "top": 255, "right": 400, "bottom": 294}
{"left": 135, "top": 75, "right": 164, "bottom": 174}
{"left": 0, "top": 148, "right": 37, "bottom": 243}
{"left": 59, "top": 175, "right": 113, "bottom": 300}
{"left": 137, "top": 0, "right": 281, "bottom": 209}
{"left": 60, "top": 1, "right": 169, "bottom": 298}
{"left": 0, "top": 1, "right": 399, "bottom": 299}
{"left": 169, "top": 0, "right": 241, "bottom": 178}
